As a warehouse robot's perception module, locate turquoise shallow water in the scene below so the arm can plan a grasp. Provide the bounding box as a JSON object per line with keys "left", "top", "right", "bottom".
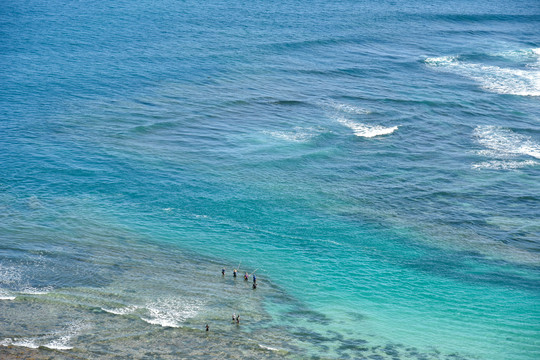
{"left": 1, "top": 0, "right": 539, "bottom": 359}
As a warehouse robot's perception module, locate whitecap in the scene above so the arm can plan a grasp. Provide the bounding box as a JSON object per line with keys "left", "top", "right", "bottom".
{"left": 337, "top": 117, "right": 398, "bottom": 138}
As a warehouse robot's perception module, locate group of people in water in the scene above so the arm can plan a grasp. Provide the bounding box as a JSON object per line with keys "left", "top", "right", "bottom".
{"left": 204, "top": 267, "right": 258, "bottom": 332}
{"left": 222, "top": 266, "right": 258, "bottom": 289}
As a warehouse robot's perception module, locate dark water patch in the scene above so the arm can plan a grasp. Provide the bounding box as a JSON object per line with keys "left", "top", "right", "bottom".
{"left": 404, "top": 252, "right": 540, "bottom": 292}
{"left": 260, "top": 37, "right": 365, "bottom": 53}
{"left": 285, "top": 308, "right": 329, "bottom": 324}
{"left": 293, "top": 67, "right": 377, "bottom": 78}
{"left": 0, "top": 252, "right": 113, "bottom": 290}
{"left": 270, "top": 100, "right": 309, "bottom": 106}
{"left": 419, "top": 13, "right": 540, "bottom": 23}
{"left": 337, "top": 338, "right": 369, "bottom": 352}
{"left": 291, "top": 327, "right": 335, "bottom": 345}
{"left": 383, "top": 344, "right": 400, "bottom": 357}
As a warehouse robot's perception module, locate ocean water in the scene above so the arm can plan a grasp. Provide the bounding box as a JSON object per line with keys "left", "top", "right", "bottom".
{"left": 1, "top": 0, "right": 539, "bottom": 359}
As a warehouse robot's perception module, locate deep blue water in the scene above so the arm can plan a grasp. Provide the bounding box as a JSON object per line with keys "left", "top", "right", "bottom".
{"left": 1, "top": 0, "right": 539, "bottom": 359}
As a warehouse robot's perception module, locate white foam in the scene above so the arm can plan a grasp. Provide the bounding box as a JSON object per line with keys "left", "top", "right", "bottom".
{"left": 424, "top": 56, "right": 458, "bottom": 67}
{"left": 141, "top": 297, "right": 201, "bottom": 328}
{"left": 496, "top": 48, "right": 540, "bottom": 68}
{"left": 1, "top": 321, "right": 86, "bottom": 351}
{"left": 265, "top": 127, "right": 323, "bottom": 142}
{"left": 337, "top": 117, "right": 398, "bottom": 138}
{"left": 43, "top": 336, "right": 74, "bottom": 351}
{"left": 1, "top": 338, "right": 39, "bottom": 349}
{"left": 425, "top": 52, "right": 540, "bottom": 96}
{"left": 101, "top": 305, "right": 139, "bottom": 315}
{"left": 472, "top": 160, "right": 537, "bottom": 170}
{"left": 474, "top": 126, "right": 540, "bottom": 159}
{"left": 259, "top": 344, "right": 281, "bottom": 351}
{"left": 325, "top": 100, "right": 371, "bottom": 115}
{"left": 0, "top": 264, "right": 22, "bottom": 285}
{"left": 472, "top": 126, "right": 540, "bottom": 170}
{"left": 19, "top": 286, "right": 54, "bottom": 295}
{"left": 0, "top": 288, "right": 15, "bottom": 300}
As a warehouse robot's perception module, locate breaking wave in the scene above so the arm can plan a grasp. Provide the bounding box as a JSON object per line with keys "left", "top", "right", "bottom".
{"left": 472, "top": 125, "right": 540, "bottom": 169}
{"left": 425, "top": 48, "right": 540, "bottom": 96}
{"left": 474, "top": 126, "right": 540, "bottom": 159}
{"left": 337, "top": 117, "right": 398, "bottom": 138}
{"left": 0, "top": 289, "right": 16, "bottom": 300}
{"left": 1, "top": 321, "right": 87, "bottom": 351}
{"left": 101, "top": 305, "right": 139, "bottom": 315}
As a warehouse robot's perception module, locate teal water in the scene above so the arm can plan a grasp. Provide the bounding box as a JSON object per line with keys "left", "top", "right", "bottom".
{"left": 1, "top": 0, "right": 539, "bottom": 359}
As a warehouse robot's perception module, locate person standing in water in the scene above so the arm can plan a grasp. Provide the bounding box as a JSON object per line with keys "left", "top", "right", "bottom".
{"left": 233, "top": 269, "right": 237, "bottom": 278}
{"left": 244, "top": 272, "right": 248, "bottom": 281}
{"left": 222, "top": 268, "right": 225, "bottom": 276}
{"left": 205, "top": 324, "right": 209, "bottom": 332}
{"left": 252, "top": 274, "right": 256, "bottom": 283}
